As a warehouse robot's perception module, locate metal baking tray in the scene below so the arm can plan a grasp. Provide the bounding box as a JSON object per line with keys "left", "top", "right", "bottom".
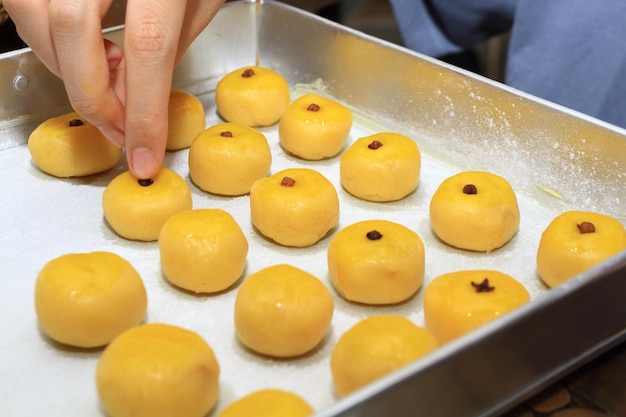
{"left": 1, "top": 1, "right": 625, "bottom": 416}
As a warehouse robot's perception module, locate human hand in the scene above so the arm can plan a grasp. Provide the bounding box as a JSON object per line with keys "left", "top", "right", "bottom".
{"left": 4, "top": 0, "right": 224, "bottom": 179}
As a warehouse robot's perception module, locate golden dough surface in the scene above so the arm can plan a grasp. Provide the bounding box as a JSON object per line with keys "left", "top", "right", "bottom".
{"left": 234, "top": 264, "right": 334, "bottom": 358}
{"left": 34, "top": 251, "right": 147, "bottom": 348}
{"left": 102, "top": 167, "right": 192, "bottom": 242}
{"left": 28, "top": 112, "right": 122, "bottom": 177}
{"left": 166, "top": 88, "right": 206, "bottom": 150}
{"left": 429, "top": 171, "right": 520, "bottom": 252}
{"left": 159, "top": 208, "right": 248, "bottom": 293}
{"left": 96, "top": 323, "right": 220, "bottom": 417}
{"left": 217, "top": 389, "right": 314, "bottom": 417}
{"left": 537, "top": 211, "right": 626, "bottom": 287}
{"left": 189, "top": 122, "right": 271, "bottom": 195}
{"left": 424, "top": 270, "right": 530, "bottom": 344}
{"left": 340, "top": 132, "right": 421, "bottom": 202}
{"left": 278, "top": 93, "right": 353, "bottom": 160}
{"left": 215, "top": 66, "right": 290, "bottom": 127}
{"left": 327, "top": 219, "right": 425, "bottom": 304}
{"left": 249, "top": 168, "right": 339, "bottom": 247}
{"left": 330, "top": 315, "right": 437, "bottom": 397}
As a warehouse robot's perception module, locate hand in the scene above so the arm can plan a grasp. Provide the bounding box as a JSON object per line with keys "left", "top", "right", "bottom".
{"left": 4, "top": 0, "right": 224, "bottom": 179}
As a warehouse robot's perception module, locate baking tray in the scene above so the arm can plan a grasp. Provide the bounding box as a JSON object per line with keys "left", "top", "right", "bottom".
{"left": 1, "top": 1, "right": 625, "bottom": 416}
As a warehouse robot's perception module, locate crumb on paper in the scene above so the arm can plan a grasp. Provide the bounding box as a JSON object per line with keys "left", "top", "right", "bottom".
{"left": 536, "top": 183, "right": 563, "bottom": 200}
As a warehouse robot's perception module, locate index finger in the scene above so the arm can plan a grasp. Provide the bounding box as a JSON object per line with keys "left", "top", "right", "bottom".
{"left": 122, "top": 0, "right": 188, "bottom": 179}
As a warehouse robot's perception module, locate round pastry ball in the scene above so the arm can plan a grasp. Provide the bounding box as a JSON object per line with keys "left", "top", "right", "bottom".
{"left": 159, "top": 209, "right": 248, "bottom": 293}
{"left": 28, "top": 111, "right": 122, "bottom": 177}
{"left": 330, "top": 315, "right": 437, "bottom": 397}
{"left": 537, "top": 211, "right": 626, "bottom": 288}
{"left": 34, "top": 251, "right": 147, "bottom": 348}
{"left": 188, "top": 122, "right": 272, "bottom": 196}
{"left": 234, "top": 264, "right": 334, "bottom": 358}
{"left": 102, "top": 167, "right": 193, "bottom": 242}
{"left": 249, "top": 168, "right": 340, "bottom": 247}
{"left": 215, "top": 66, "right": 290, "bottom": 127}
{"left": 424, "top": 270, "right": 530, "bottom": 344}
{"left": 166, "top": 88, "right": 206, "bottom": 150}
{"left": 218, "top": 389, "right": 314, "bottom": 417}
{"left": 278, "top": 93, "right": 353, "bottom": 160}
{"left": 429, "top": 171, "right": 520, "bottom": 252}
{"left": 328, "top": 220, "right": 425, "bottom": 304}
{"left": 340, "top": 132, "right": 421, "bottom": 202}
{"left": 96, "top": 323, "right": 220, "bottom": 417}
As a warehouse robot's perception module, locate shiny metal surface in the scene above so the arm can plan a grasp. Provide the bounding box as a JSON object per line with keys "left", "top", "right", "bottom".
{"left": 0, "top": 1, "right": 624, "bottom": 416}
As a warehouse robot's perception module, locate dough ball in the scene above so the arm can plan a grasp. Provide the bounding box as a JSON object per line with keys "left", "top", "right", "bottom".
{"left": 340, "top": 132, "right": 421, "bottom": 202}
{"left": 102, "top": 167, "right": 192, "bottom": 242}
{"left": 429, "top": 171, "right": 520, "bottom": 251}
{"left": 278, "top": 93, "right": 353, "bottom": 160}
{"left": 28, "top": 112, "right": 122, "bottom": 177}
{"left": 34, "top": 251, "right": 146, "bottom": 348}
{"left": 424, "top": 270, "right": 530, "bottom": 344}
{"left": 330, "top": 315, "right": 437, "bottom": 397}
{"left": 159, "top": 209, "right": 248, "bottom": 293}
{"left": 215, "top": 66, "right": 290, "bottom": 127}
{"left": 537, "top": 211, "right": 626, "bottom": 287}
{"left": 217, "top": 389, "right": 314, "bottom": 417}
{"left": 188, "top": 122, "right": 271, "bottom": 196}
{"left": 327, "top": 220, "right": 425, "bottom": 304}
{"left": 249, "top": 168, "right": 339, "bottom": 247}
{"left": 96, "top": 323, "right": 220, "bottom": 417}
{"left": 234, "top": 264, "right": 334, "bottom": 358}
{"left": 166, "top": 88, "right": 206, "bottom": 151}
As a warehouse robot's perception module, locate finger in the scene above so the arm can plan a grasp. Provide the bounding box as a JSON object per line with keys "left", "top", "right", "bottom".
{"left": 123, "top": 0, "right": 188, "bottom": 179}
{"left": 48, "top": 0, "right": 125, "bottom": 145}
{"left": 4, "top": 0, "right": 61, "bottom": 76}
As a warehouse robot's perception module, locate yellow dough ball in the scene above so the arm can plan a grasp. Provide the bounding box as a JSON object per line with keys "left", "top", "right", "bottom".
{"left": 102, "top": 167, "right": 192, "bottom": 242}
{"left": 34, "top": 251, "right": 146, "bottom": 348}
{"left": 278, "top": 93, "right": 353, "bottom": 160}
{"left": 537, "top": 211, "right": 626, "bottom": 288}
{"left": 424, "top": 270, "right": 530, "bottom": 344}
{"left": 330, "top": 315, "right": 437, "bottom": 398}
{"left": 166, "top": 88, "right": 206, "bottom": 150}
{"left": 340, "top": 132, "right": 421, "bottom": 202}
{"left": 218, "top": 389, "right": 314, "bottom": 417}
{"left": 327, "top": 220, "right": 425, "bottom": 304}
{"left": 234, "top": 264, "right": 334, "bottom": 358}
{"left": 249, "top": 168, "right": 340, "bottom": 247}
{"left": 96, "top": 323, "right": 220, "bottom": 417}
{"left": 159, "top": 209, "right": 248, "bottom": 293}
{"left": 27, "top": 112, "right": 122, "bottom": 177}
{"left": 188, "top": 122, "right": 272, "bottom": 196}
{"left": 429, "top": 171, "right": 520, "bottom": 252}
{"left": 215, "top": 66, "right": 290, "bottom": 127}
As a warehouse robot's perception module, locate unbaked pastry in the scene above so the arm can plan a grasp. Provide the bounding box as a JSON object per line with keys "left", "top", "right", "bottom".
{"left": 278, "top": 93, "right": 353, "bottom": 160}
{"left": 28, "top": 111, "right": 122, "bottom": 177}
{"left": 188, "top": 122, "right": 271, "bottom": 196}
{"left": 424, "top": 269, "right": 530, "bottom": 344}
{"left": 327, "top": 219, "right": 425, "bottom": 304}
{"left": 215, "top": 66, "right": 290, "bottom": 127}
{"left": 340, "top": 132, "right": 421, "bottom": 202}
{"left": 249, "top": 168, "right": 340, "bottom": 247}
{"left": 429, "top": 171, "right": 520, "bottom": 251}
{"left": 34, "top": 251, "right": 146, "bottom": 348}
{"left": 537, "top": 210, "right": 626, "bottom": 287}
{"left": 102, "top": 167, "right": 192, "bottom": 242}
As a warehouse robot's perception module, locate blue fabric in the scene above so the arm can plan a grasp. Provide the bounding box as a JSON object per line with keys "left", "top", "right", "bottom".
{"left": 389, "top": 0, "right": 626, "bottom": 129}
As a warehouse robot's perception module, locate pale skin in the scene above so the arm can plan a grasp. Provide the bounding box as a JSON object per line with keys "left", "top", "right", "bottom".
{"left": 4, "top": 0, "right": 225, "bottom": 179}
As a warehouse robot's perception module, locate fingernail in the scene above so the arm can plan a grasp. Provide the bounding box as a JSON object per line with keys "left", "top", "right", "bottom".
{"left": 130, "top": 147, "right": 158, "bottom": 179}
{"left": 100, "top": 126, "right": 125, "bottom": 148}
